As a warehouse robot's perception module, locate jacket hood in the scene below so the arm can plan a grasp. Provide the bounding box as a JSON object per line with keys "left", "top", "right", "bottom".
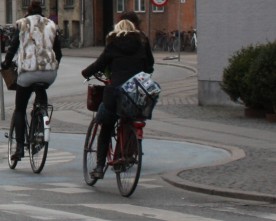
{"left": 106, "top": 32, "right": 142, "bottom": 55}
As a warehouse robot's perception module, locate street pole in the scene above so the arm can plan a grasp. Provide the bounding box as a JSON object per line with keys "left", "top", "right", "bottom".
{"left": 177, "top": 0, "right": 181, "bottom": 61}
{"left": 147, "top": 0, "right": 151, "bottom": 42}
{"left": 0, "top": 27, "right": 5, "bottom": 120}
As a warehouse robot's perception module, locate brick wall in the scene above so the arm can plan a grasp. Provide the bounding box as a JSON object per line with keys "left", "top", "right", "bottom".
{"left": 112, "top": 0, "right": 196, "bottom": 46}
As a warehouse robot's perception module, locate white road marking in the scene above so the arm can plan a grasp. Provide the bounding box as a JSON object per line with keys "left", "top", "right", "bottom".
{"left": 44, "top": 182, "right": 82, "bottom": 187}
{"left": 82, "top": 204, "right": 222, "bottom": 221}
{"left": 1, "top": 202, "right": 274, "bottom": 221}
{"left": 42, "top": 187, "right": 92, "bottom": 194}
{"left": 0, "top": 204, "right": 109, "bottom": 221}
{"left": 213, "top": 207, "right": 276, "bottom": 221}
{"left": 139, "top": 183, "right": 163, "bottom": 189}
{"left": 0, "top": 183, "right": 92, "bottom": 195}
{"left": 0, "top": 148, "right": 75, "bottom": 170}
{"left": 0, "top": 185, "right": 33, "bottom": 191}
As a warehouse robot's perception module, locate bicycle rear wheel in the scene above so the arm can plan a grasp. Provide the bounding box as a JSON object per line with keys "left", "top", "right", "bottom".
{"left": 83, "top": 118, "right": 100, "bottom": 186}
{"left": 116, "top": 124, "right": 142, "bottom": 197}
{"left": 8, "top": 113, "right": 18, "bottom": 169}
{"left": 29, "top": 112, "right": 48, "bottom": 173}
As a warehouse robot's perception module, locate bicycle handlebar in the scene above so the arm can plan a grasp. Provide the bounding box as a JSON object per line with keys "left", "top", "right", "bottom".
{"left": 84, "top": 72, "right": 110, "bottom": 85}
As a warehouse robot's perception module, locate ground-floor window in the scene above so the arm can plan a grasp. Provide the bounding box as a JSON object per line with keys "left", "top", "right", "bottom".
{"left": 152, "top": 5, "right": 164, "bottom": 13}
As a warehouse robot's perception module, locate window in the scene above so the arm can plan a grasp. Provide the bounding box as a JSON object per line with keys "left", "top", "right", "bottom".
{"left": 152, "top": 5, "right": 164, "bottom": 13}
{"left": 64, "top": 0, "right": 74, "bottom": 8}
{"left": 117, "top": 0, "right": 125, "bottom": 12}
{"left": 22, "top": 0, "right": 45, "bottom": 8}
{"left": 134, "top": 0, "right": 145, "bottom": 12}
{"left": 6, "top": 0, "right": 13, "bottom": 23}
{"left": 22, "top": 0, "right": 30, "bottom": 7}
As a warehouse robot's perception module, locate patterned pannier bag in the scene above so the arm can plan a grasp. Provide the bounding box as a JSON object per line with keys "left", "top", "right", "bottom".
{"left": 117, "top": 72, "right": 161, "bottom": 120}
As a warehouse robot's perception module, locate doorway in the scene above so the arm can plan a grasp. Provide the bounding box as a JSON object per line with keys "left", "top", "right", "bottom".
{"left": 102, "top": 0, "right": 113, "bottom": 43}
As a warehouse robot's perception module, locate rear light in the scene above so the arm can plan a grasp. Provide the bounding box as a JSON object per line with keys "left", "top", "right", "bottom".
{"left": 132, "top": 121, "right": 146, "bottom": 128}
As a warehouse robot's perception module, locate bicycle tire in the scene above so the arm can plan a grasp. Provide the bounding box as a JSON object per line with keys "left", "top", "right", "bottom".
{"left": 29, "top": 112, "right": 48, "bottom": 173}
{"left": 83, "top": 118, "right": 100, "bottom": 186}
{"left": 8, "top": 113, "right": 18, "bottom": 169}
{"left": 116, "top": 124, "right": 142, "bottom": 197}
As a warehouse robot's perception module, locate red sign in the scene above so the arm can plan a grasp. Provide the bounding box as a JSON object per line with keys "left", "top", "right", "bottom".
{"left": 151, "top": 0, "right": 169, "bottom": 7}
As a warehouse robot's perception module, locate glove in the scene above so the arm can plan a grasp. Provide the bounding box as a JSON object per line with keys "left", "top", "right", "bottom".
{"left": 1, "top": 60, "right": 11, "bottom": 70}
{"left": 81, "top": 68, "right": 91, "bottom": 79}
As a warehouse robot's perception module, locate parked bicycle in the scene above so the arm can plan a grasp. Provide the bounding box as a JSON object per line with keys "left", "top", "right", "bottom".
{"left": 152, "top": 30, "right": 168, "bottom": 51}
{"left": 182, "top": 28, "right": 197, "bottom": 52}
{"left": 190, "top": 28, "right": 197, "bottom": 51}
{"left": 0, "top": 24, "right": 16, "bottom": 53}
{"left": 167, "top": 30, "right": 182, "bottom": 52}
{"left": 83, "top": 72, "right": 160, "bottom": 197}
{"left": 5, "top": 82, "right": 53, "bottom": 174}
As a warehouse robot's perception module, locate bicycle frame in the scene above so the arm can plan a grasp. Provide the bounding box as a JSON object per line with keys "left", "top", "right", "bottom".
{"left": 26, "top": 103, "right": 53, "bottom": 144}
{"left": 106, "top": 118, "right": 146, "bottom": 167}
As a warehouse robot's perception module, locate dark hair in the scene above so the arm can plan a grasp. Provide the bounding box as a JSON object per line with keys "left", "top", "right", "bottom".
{"left": 27, "top": 0, "right": 42, "bottom": 16}
{"left": 119, "top": 11, "right": 141, "bottom": 30}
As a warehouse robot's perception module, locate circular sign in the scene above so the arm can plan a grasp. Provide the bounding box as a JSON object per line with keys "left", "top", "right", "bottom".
{"left": 151, "top": 0, "right": 168, "bottom": 7}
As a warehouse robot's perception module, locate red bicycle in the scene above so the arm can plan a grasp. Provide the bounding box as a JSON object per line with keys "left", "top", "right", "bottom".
{"left": 83, "top": 73, "right": 146, "bottom": 197}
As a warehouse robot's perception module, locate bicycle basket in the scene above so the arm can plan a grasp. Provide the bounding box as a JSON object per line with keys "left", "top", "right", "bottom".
{"left": 116, "top": 72, "right": 161, "bottom": 119}
{"left": 87, "top": 84, "right": 105, "bottom": 112}
{"left": 0, "top": 62, "right": 17, "bottom": 90}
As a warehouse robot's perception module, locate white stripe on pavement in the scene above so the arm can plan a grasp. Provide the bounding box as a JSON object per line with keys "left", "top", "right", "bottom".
{"left": 82, "top": 204, "right": 221, "bottom": 221}
{"left": 213, "top": 207, "right": 276, "bottom": 221}
{"left": 0, "top": 148, "right": 74, "bottom": 170}
{"left": 0, "top": 204, "right": 109, "bottom": 221}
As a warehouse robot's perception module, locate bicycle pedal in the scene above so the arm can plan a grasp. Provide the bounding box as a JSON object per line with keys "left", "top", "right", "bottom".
{"left": 90, "top": 171, "right": 104, "bottom": 179}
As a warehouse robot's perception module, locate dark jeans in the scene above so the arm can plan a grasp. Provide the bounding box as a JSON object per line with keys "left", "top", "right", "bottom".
{"left": 15, "top": 85, "right": 47, "bottom": 146}
{"left": 96, "top": 103, "right": 118, "bottom": 166}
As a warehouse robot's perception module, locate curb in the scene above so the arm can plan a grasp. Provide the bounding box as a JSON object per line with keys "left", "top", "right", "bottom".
{"left": 161, "top": 171, "right": 276, "bottom": 203}
{"left": 160, "top": 141, "right": 275, "bottom": 203}
{"left": 155, "top": 61, "right": 197, "bottom": 74}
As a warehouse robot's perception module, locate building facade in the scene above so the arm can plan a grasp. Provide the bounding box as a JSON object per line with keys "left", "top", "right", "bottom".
{"left": 197, "top": 0, "right": 276, "bottom": 106}
{"left": 96, "top": 0, "right": 196, "bottom": 46}
{"left": 0, "top": 0, "right": 17, "bottom": 25}
{"left": 1, "top": 0, "right": 196, "bottom": 48}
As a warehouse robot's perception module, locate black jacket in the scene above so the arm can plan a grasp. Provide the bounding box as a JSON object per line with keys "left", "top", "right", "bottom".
{"left": 82, "top": 31, "right": 154, "bottom": 111}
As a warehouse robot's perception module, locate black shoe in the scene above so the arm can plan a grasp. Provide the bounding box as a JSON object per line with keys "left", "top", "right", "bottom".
{"left": 11, "top": 144, "right": 24, "bottom": 161}
{"left": 90, "top": 165, "right": 104, "bottom": 179}
{"left": 11, "top": 151, "right": 21, "bottom": 161}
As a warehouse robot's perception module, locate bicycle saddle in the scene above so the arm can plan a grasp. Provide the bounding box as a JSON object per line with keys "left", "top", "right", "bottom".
{"left": 31, "top": 82, "right": 50, "bottom": 89}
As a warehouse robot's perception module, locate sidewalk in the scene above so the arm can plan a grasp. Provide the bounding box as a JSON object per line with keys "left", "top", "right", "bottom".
{"left": 1, "top": 46, "right": 276, "bottom": 203}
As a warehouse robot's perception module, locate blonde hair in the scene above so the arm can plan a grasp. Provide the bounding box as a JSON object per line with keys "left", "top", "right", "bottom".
{"left": 108, "top": 19, "right": 139, "bottom": 37}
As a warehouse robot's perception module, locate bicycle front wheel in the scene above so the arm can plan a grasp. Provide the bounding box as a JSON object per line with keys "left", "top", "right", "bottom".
{"left": 29, "top": 112, "right": 48, "bottom": 173}
{"left": 116, "top": 124, "right": 142, "bottom": 197}
{"left": 8, "top": 113, "right": 18, "bottom": 169}
{"left": 83, "top": 118, "right": 100, "bottom": 186}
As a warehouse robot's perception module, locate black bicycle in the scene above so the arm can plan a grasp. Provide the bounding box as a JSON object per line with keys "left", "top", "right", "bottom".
{"left": 5, "top": 83, "right": 53, "bottom": 173}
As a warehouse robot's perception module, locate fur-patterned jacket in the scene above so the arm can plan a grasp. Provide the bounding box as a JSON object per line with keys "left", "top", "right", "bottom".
{"left": 5, "top": 15, "right": 62, "bottom": 74}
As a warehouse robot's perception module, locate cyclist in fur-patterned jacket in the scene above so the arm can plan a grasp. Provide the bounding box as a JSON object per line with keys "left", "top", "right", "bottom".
{"left": 81, "top": 19, "right": 154, "bottom": 178}
{"left": 1, "top": 1, "right": 62, "bottom": 161}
